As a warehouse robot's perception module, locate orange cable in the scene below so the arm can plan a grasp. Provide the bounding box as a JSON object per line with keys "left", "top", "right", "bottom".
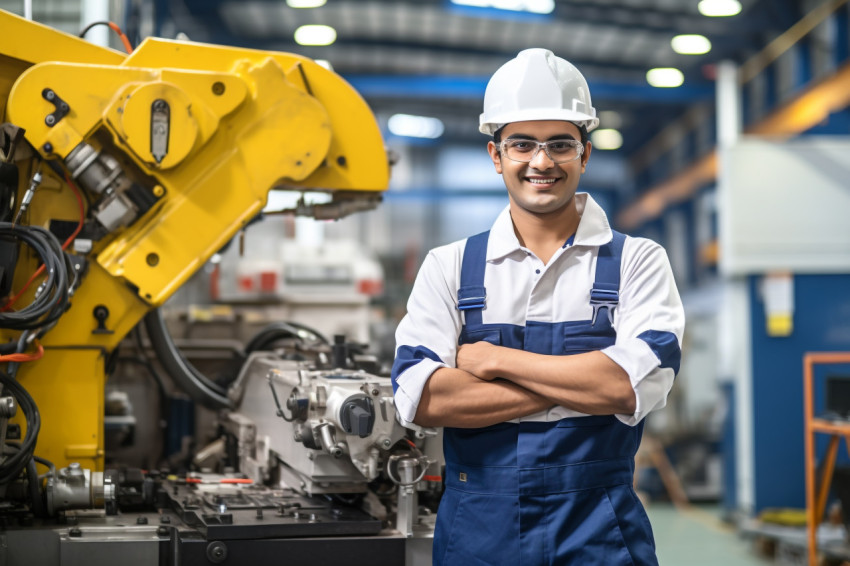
{"left": 107, "top": 21, "right": 134, "bottom": 54}
{"left": 0, "top": 340, "right": 43, "bottom": 363}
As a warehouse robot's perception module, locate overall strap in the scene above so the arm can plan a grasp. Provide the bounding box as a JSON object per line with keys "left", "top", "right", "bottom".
{"left": 590, "top": 230, "right": 626, "bottom": 325}
{"left": 457, "top": 231, "right": 490, "bottom": 326}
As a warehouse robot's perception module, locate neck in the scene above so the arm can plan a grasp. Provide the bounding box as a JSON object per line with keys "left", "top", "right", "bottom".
{"left": 510, "top": 199, "right": 580, "bottom": 265}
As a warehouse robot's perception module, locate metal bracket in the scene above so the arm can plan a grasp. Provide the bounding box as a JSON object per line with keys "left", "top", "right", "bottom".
{"left": 42, "top": 88, "right": 70, "bottom": 127}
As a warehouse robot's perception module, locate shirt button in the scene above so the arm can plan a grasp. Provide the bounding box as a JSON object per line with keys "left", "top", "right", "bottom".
{"left": 535, "top": 269, "right": 540, "bottom": 274}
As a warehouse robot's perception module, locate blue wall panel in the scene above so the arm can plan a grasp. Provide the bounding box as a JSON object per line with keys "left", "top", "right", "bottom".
{"left": 750, "top": 274, "right": 850, "bottom": 512}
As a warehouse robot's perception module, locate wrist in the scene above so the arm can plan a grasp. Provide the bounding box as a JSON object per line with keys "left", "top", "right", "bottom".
{"left": 485, "top": 345, "right": 504, "bottom": 379}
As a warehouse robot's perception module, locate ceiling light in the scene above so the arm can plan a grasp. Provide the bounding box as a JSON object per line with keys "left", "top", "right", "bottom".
{"left": 697, "top": 0, "right": 742, "bottom": 17}
{"left": 598, "top": 110, "right": 622, "bottom": 129}
{"left": 294, "top": 25, "right": 337, "bottom": 46}
{"left": 646, "top": 67, "right": 684, "bottom": 88}
{"left": 450, "top": 0, "right": 555, "bottom": 15}
{"left": 286, "top": 0, "right": 326, "bottom": 7}
{"left": 591, "top": 129, "right": 623, "bottom": 151}
{"left": 671, "top": 34, "right": 711, "bottom": 55}
{"left": 388, "top": 114, "right": 445, "bottom": 139}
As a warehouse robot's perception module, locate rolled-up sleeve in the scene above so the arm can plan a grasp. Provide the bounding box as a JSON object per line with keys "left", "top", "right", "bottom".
{"left": 391, "top": 249, "right": 463, "bottom": 427}
{"left": 601, "top": 238, "right": 685, "bottom": 426}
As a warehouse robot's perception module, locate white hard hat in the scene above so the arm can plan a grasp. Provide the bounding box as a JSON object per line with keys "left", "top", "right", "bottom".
{"left": 479, "top": 48, "right": 599, "bottom": 136}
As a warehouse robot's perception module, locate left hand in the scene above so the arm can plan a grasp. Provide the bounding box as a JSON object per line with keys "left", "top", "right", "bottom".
{"left": 456, "top": 342, "right": 500, "bottom": 381}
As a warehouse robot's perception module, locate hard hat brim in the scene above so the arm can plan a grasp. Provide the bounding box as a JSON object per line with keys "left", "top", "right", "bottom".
{"left": 480, "top": 108, "right": 599, "bottom": 135}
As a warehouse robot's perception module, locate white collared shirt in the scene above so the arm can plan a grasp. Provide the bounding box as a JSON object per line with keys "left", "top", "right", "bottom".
{"left": 393, "top": 193, "right": 685, "bottom": 428}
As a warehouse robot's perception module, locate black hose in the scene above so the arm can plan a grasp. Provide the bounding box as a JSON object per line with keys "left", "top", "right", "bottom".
{"left": 244, "top": 321, "right": 330, "bottom": 354}
{"left": 0, "top": 372, "right": 40, "bottom": 484}
{"left": 142, "top": 309, "right": 232, "bottom": 410}
{"left": 33, "top": 454, "right": 56, "bottom": 482}
{"left": 26, "top": 458, "right": 46, "bottom": 518}
{"left": 0, "top": 223, "right": 70, "bottom": 331}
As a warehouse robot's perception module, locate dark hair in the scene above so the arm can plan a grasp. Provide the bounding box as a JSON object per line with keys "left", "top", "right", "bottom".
{"left": 493, "top": 123, "right": 589, "bottom": 146}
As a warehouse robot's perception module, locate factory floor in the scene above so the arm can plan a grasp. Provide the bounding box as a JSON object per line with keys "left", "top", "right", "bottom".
{"left": 647, "top": 503, "right": 773, "bottom": 565}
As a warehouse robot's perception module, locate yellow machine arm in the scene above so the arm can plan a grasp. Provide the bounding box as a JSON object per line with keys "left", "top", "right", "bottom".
{"left": 0, "top": 10, "right": 389, "bottom": 471}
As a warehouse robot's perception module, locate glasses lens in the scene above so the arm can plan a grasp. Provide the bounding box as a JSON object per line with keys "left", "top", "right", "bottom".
{"left": 504, "top": 140, "right": 580, "bottom": 163}
{"left": 545, "top": 141, "right": 580, "bottom": 161}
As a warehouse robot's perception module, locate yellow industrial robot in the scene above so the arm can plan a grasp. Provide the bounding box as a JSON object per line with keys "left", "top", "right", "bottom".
{"left": 0, "top": 9, "right": 390, "bottom": 479}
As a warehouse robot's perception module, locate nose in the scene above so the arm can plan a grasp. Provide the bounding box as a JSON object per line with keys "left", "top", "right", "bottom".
{"left": 529, "top": 145, "right": 555, "bottom": 170}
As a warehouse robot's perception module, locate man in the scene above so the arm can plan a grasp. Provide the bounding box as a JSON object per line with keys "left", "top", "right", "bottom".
{"left": 391, "top": 48, "right": 684, "bottom": 566}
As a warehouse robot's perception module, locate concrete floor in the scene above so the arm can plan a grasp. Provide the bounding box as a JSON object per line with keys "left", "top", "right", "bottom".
{"left": 647, "top": 503, "right": 774, "bottom": 565}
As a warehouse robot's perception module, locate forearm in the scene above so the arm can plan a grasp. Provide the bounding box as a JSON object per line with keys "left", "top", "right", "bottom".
{"left": 413, "top": 367, "right": 553, "bottom": 428}
{"left": 487, "top": 349, "right": 636, "bottom": 415}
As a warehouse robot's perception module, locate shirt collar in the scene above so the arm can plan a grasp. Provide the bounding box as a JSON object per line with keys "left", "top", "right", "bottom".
{"left": 486, "top": 193, "right": 614, "bottom": 262}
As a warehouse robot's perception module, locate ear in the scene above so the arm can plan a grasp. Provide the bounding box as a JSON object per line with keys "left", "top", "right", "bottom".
{"left": 580, "top": 141, "right": 592, "bottom": 173}
{"left": 487, "top": 140, "right": 503, "bottom": 174}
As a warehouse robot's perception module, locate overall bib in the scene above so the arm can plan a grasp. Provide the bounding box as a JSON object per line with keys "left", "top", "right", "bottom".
{"left": 433, "top": 231, "right": 658, "bottom": 566}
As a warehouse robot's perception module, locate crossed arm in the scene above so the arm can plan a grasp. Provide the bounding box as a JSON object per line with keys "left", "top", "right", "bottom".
{"left": 413, "top": 343, "right": 635, "bottom": 428}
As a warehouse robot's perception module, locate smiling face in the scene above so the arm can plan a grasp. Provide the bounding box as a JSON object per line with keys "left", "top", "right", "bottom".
{"left": 487, "top": 120, "right": 591, "bottom": 218}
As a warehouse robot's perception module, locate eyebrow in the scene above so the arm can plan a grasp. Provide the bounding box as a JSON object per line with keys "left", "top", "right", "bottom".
{"left": 504, "top": 134, "right": 578, "bottom": 141}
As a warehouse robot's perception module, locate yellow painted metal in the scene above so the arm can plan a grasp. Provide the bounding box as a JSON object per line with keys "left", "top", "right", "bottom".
{"left": 123, "top": 39, "right": 389, "bottom": 193}
{"left": 0, "top": 9, "right": 124, "bottom": 121}
{"left": 16, "top": 349, "right": 107, "bottom": 471}
{"left": 0, "top": 10, "right": 125, "bottom": 67}
{"left": 0, "top": 10, "right": 389, "bottom": 471}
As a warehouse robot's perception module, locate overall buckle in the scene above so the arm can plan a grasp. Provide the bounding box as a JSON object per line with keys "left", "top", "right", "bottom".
{"left": 590, "top": 288, "right": 619, "bottom": 325}
{"left": 457, "top": 285, "right": 486, "bottom": 311}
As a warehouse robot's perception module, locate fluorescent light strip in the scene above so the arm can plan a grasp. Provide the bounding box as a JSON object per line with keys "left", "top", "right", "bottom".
{"left": 591, "top": 129, "right": 623, "bottom": 150}
{"left": 388, "top": 114, "right": 445, "bottom": 139}
{"left": 450, "top": 0, "right": 555, "bottom": 15}
{"left": 671, "top": 34, "right": 712, "bottom": 55}
{"left": 294, "top": 25, "right": 337, "bottom": 46}
{"left": 697, "top": 0, "right": 742, "bottom": 17}
{"left": 286, "top": 0, "right": 327, "bottom": 7}
{"left": 646, "top": 68, "right": 684, "bottom": 88}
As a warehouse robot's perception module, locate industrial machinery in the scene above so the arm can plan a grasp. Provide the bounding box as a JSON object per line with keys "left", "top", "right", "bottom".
{"left": 0, "top": 10, "right": 439, "bottom": 565}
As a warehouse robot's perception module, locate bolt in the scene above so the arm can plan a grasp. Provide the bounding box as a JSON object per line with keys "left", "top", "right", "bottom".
{"left": 382, "top": 438, "right": 392, "bottom": 449}
{"left": 44, "top": 89, "right": 55, "bottom": 101}
{"left": 156, "top": 526, "right": 169, "bottom": 537}
{"left": 205, "top": 541, "right": 228, "bottom": 564}
{"left": 43, "top": 142, "right": 53, "bottom": 153}
{"left": 146, "top": 253, "right": 159, "bottom": 267}
{"left": 160, "top": 515, "right": 171, "bottom": 524}
{"left": 371, "top": 388, "right": 380, "bottom": 396}
{"left": 212, "top": 81, "right": 225, "bottom": 95}
{"left": 337, "top": 155, "right": 347, "bottom": 167}
{"left": 45, "top": 115, "right": 55, "bottom": 126}
{"left": 136, "top": 516, "right": 148, "bottom": 525}
{"left": 69, "top": 527, "right": 82, "bottom": 538}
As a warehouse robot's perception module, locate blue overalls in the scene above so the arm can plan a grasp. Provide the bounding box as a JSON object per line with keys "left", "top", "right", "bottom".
{"left": 433, "top": 231, "right": 658, "bottom": 566}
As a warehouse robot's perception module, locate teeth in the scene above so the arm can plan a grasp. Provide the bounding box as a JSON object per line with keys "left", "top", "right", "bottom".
{"left": 528, "top": 178, "right": 556, "bottom": 184}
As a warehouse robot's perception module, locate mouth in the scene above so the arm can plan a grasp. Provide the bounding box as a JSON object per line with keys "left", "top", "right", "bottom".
{"left": 524, "top": 176, "right": 560, "bottom": 187}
